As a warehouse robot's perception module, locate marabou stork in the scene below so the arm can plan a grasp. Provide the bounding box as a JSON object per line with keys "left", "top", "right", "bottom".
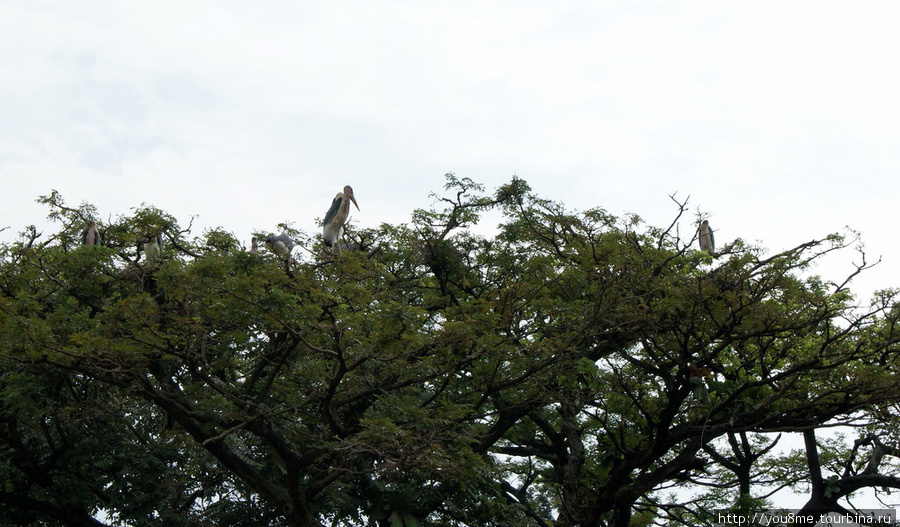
{"left": 265, "top": 233, "right": 295, "bottom": 270}
{"left": 143, "top": 234, "right": 163, "bottom": 262}
{"left": 322, "top": 185, "right": 359, "bottom": 254}
{"left": 265, "top": 233, "right": 295, "bottom": 259}
{"left": 250, "top": 236, "right": 259, "bottom": 255}
{"left": 81, "top": 221, "right": 100, "bottom": 246}
{"left": 698, "top": 220, "right": 715, "bottom": 254}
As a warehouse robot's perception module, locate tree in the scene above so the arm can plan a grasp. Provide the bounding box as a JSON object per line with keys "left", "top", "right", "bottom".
{"left": 1, "top": 176, "right": 899, "bottom": 526}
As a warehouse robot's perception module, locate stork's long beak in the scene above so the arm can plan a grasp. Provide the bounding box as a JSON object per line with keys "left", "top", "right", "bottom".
{"left": 349, "top": 195, "right": 360, "bottom": 211}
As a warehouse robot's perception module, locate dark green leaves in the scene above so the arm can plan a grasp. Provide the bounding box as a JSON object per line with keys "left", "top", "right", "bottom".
{"left": 2, "top": 176, "right": 899, "bottom": 526}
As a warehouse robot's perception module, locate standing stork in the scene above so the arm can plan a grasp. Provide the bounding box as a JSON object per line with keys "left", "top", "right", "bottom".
{"left": 323, "top": 185, "right": 359, "bottom": 254}
{"left": 81, "top": 221, "right": 100, "bottom": 246}
{"left": 698, "top": 220, "right": 715, "bottom": 255}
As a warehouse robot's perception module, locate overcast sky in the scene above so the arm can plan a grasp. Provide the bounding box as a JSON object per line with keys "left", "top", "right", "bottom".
{"left": 2, "top": 1, "right": 899, "bottom": 300}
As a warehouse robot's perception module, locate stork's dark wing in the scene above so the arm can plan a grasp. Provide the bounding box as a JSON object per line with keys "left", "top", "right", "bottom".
{"left": 82, "top": 226, "right": 99, "bottom": 245}
{"left": 275, "top": 233, "right": 295, "bottom": 251}
{"left": 323, "top": 196, "right": 342, "bottom": 226}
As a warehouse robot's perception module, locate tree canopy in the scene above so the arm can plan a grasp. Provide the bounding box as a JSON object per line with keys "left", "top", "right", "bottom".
{"left": 2, "top": 175, "right": 900, "bottom": 527}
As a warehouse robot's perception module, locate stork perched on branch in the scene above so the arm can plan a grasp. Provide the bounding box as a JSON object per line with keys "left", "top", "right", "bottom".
{"left": 698, "top": 220, "right": 715, "bottom": 255}
{"left": 81, "top": 221, "right": 100, "bottom": 246}
{"left": 265, "top": 233, "right": 295, "bottom": 260}
{"left": 143, "top": 234, "right": 163, "bottom": 262}
{"left": 323, "top": 185, "right": 359, "bottom": 254}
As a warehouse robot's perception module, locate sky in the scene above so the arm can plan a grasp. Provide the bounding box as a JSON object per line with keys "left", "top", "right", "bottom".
{"left": 2, "top": 1, "right": 900, "bottom": 512}
{"left": 2, "top": 1, "right": 900, "bottom": 301}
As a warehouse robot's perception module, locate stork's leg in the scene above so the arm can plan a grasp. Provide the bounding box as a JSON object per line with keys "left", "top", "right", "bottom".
{"left": 334, "top": 227, "right": 344, "bottom": 255}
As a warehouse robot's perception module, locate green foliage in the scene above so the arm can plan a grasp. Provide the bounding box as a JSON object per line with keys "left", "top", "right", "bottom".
{"left": 1, "top": 175, "right": 900, "bottom": 526}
